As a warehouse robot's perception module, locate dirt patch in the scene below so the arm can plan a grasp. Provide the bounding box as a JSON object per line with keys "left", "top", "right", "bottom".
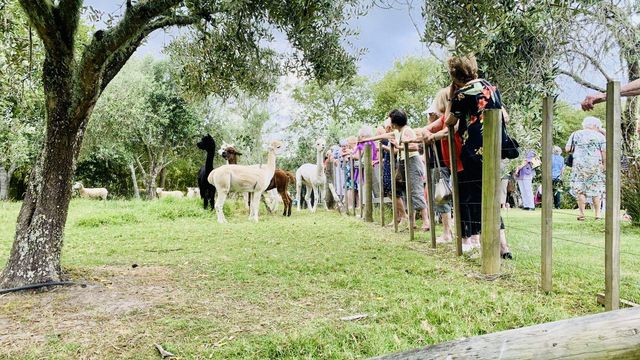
{"left": 0, "top": 265, "right": 180, "bottom": 358}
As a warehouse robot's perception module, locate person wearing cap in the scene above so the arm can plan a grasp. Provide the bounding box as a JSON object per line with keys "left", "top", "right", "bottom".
{"left": 515, "top": 150, "right": 537, "bottom": 211}
{"left": 565, "top": 116, "right": 607, "bottom": 221}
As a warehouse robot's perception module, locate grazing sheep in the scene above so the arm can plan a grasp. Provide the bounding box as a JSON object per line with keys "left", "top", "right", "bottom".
{"left": 197, "top": 134, "right": 217, "bottom": 210}
{"left": 156, "top": 188, "right": 184, "bottom": 199}
{"left": 208, "top": 140, "right": 283, "bottom": 223}
{"left": 72, "top": 182, "right": 108, "bottom": 200}
{"left": 186, "top": 187, "right": 200, "bottom": 198}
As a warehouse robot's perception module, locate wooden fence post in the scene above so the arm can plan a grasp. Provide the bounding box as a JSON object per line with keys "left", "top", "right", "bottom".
{"left": 424, "top": 141, "right": 437, "bottom": 248}
{"left": 404, "top": 142, "right": 415, "bottom": 241}
{"left": 350, "top": 156, "right": 355, "bottom": 216}
{"left": 364, "top": 143, "right": 374, "bottom": 222}
{"left": 390, "top": 143, "right": 398, "bottom": 232}
{"left": 379, "top": 141, "right": 385, "bottom": 227}
{"left": 448, "top": 125, "right": 463, "bottom": 256}
{"left": 359, "top": 149, "right": 364, "bottom": 219}
{"left": 605, "top": 80, "right": 621, "bottom": 311}
{"left": 481, "top": 109, "right": 501, "bottom": 275}
{"left": 541, "top": 96, "right": 554, "bottom": 293}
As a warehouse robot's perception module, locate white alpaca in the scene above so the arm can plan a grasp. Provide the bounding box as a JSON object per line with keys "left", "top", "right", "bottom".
{"left": 208, "top": 140, "right": 283, "bottom": 223}
{"left": 186, "top": 187, "right": 200, "bottom": 198}
{"left": 296, "top": 138, "right": 327, "bottom": 212}
{"left": 156, "top": 188, "right": 184, "bottom": 199}
{"left": 72, "top": 182, "right": 108, "bottom": 200}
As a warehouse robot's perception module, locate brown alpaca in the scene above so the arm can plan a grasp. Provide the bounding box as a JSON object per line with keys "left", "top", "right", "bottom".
{"left": 220, "top": 144, "right": 294, "bottom": 216}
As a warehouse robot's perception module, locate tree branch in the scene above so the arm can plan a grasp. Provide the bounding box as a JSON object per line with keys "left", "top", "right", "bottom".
{"left": 100, "top": 15, "right": 201, "bottom": 93}
{"left": 57, "top": 0, "right": 83, "bottom": 45}
{"left": 17, "top": 0, "right": 58, "bottom": 52}
{"left": 569, "top": 48, "right": 612, "bottom": 81}
{"left": 557, "top": 69, "right": 606, "bottom": 92}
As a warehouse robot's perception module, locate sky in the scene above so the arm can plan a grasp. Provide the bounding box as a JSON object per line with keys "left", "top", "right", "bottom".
{"left": 83, "top": 1, "right": 613, "bottom": 118}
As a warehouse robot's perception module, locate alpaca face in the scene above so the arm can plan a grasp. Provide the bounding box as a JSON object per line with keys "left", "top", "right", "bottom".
{"left": 269, "top": 140, "right": 284, "bottom": 154}
{"left": 72, "top": 182, "right": 82, "bottom": 190}
{"left": 315, "top": 138, "right": 326, "bottom": 152}
{"left": 197, "top": 134, "right": 216, "bottom": 151}
{"left": 220, "top": 144, "right": 242, "bottom": 162}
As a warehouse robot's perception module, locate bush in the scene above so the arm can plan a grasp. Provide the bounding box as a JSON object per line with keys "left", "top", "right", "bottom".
{"left": 622, "top": 161, "right": 640, "bottom": 226}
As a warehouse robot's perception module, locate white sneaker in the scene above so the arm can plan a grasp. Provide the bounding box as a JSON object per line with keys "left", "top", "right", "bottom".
{"left": 462, "top": 243, "right": 474, "bottom": 253}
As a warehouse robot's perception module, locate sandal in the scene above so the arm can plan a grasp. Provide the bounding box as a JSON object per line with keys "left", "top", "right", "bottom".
{"left": 577, "top": 215, "right": 585, "bottom": 221}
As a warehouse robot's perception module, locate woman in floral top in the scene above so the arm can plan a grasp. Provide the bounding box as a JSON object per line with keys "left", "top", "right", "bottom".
{"left": 565, "top": 116, "right": 606, "bottom": 221}
{"left": 445, "top": 55, "right": 512, "bottom": 259}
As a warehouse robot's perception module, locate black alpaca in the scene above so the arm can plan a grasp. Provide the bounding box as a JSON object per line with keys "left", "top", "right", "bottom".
{"left": 197, "top": 134, "right": 216, "bottom": 210}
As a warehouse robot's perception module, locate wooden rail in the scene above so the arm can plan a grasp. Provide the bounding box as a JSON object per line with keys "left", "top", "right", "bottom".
{"left": 390, "top": 143, "right": 398, "bottom": 233}
{"left": 373, "top": 307, "right": 640, "bottom": 359}
{"left": 404, "top": 142, "right": 414, "bottom": 241}
{"left": 424, "top": 141, "right": 437, "bottom": 248}
{"left": 378, "top": 141, "right": 385, "bottom": 227}
{"left": 447, "top": 125, "right": 463, "bottom": 256}
{"left": 364, "top": 143, "right": 373, "bottom": 222}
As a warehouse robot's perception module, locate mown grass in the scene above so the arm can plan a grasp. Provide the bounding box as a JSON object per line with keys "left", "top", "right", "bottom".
{"left": 0, "top": 198, "right": 639, "bottom": 359}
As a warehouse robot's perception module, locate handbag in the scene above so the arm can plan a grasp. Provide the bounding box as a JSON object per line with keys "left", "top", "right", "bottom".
{"left": 565, "top": 134, "right": 575, "bottom": 167}
{"left": 432, "top": 144, "right": 452, "bottom": 205}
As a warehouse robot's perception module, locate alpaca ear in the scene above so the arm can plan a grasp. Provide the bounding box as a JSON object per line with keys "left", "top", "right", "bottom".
{"left": 236, "top": 151, "right": 243, "bottom": 156}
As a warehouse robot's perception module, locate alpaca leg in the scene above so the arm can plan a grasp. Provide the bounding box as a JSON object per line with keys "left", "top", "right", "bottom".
{"left": 305, "top": 184, "right": 313, "bottom": 213}
{"left": 280, "top": 191, "right": 288, "bottom": 216}
{"left": 250, "top": 192, "right": 261, "bottom": 222}
{"left": 215, "top": 191, "right": 228, "bottom": 224}
{"left": 262, "top": 193, "right": 273, "bottom": 214}
{"left": 296, "top": 178, "right": 302, "bottom": 212}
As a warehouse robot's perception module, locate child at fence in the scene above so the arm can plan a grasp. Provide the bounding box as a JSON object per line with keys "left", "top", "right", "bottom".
{"left": 341, "top": 137, "right": 358, "bottom": 212}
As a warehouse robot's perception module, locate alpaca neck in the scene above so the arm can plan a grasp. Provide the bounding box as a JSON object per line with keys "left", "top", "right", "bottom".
{"left": 316, "top": 149, "right": 324, "bottom": 178}
{"left": 205, "top": 148, "right": 215, "bottom": 173}
{"left": 266, "top": 149, "right": 276, "bottom": 170}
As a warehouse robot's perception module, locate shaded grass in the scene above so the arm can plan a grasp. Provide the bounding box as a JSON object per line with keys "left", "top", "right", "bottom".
{"left": 0, "top": 199, "right": 638, "bottom": 359}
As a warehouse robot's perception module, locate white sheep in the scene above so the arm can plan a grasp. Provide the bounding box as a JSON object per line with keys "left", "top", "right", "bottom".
{"left": 72, "top": 182, "right": 108, "bottom": 200}
{"left": 156, "top": 188, "right": 184, "bottom": 199}
{"left": 186, "top": 187, "right": 200, "bottom": 198}
{"left": 208, "top": 140, "right": 283, "bottom": 223}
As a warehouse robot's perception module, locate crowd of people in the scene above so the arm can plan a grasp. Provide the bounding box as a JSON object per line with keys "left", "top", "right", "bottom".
{"left": 319, "top": 54, "right": 633, "bottom": 258}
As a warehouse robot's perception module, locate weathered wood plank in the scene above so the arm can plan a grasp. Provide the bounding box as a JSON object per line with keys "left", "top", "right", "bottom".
{"left": 364, "top": 143, "right": 374, "bottom": 222}
{"left": 597, "top": 293, "right": 639, "bottom": 308}
{"left": 390, "top": 143, "right": 398, "bottom": 233}
{"left": 379, "top": 141, "right": 385, "bottom": 226}
{"left": 373, "top": 307, "right": 640, "bottom": 360}
{"left": 424, "top": 141, "right": 437, "bottom": 248}
{"left": 542, "top": 96, "right": 554, "bottom": 293}
{"left": 605, "top": 80, "right": 622, "bottom": 311}
{"left": 447, "top": 125, "right": 463, "bottom": 256}
{"left": 404, "top": 142, "right": 414, "bottom": 241}
{"left": 481, "top": 109, "right": 501, "bottom": 274}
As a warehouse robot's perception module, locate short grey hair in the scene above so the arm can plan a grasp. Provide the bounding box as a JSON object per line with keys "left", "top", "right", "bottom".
{"left": 358, "top": 125, "right": 374, "bottom": 138}
{"left": 582, "top": 116, "right": 602, "bottom": 129}
{"left": 553, "top": 145, "right": 562, "bottom": 155}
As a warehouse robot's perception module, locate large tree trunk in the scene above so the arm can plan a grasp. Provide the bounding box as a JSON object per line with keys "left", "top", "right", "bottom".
{"left": 128, "top": 163, "right": 140, "bottom": 200}
{"left": 0, "top": 86, "right": 81, "bottom": 288}
{"left": 145, "top": 168, "right": 160, "bottom": 200}
{"left": 0, "top": 166, "right": 8, "bottom": 201}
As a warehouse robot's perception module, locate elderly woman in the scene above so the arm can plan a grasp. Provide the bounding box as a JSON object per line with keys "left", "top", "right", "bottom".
{"left": 515, "top": 150, "right": 537, "bottom": 211}
{"left": 566, "top": 116, "right": 606, "bottom": 220}
{"left": 444, "top": 54, "right": 512, "bottom": 258}
{"left": 421, "top": 87, "right": 457, "bottom": 242}
{"left": 353, "top": 125, "right": 380, "bottom": 205}
{"left": 363, "top": 109, "right": 430, "bottom": 231}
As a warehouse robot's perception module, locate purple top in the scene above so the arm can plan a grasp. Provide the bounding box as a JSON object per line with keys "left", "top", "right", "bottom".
{"left": 353, "top": 141, "right": 379, "bottom": 162}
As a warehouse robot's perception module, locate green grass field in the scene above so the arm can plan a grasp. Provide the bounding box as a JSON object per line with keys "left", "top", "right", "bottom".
{"left": 1, "top": 199, "right": 639, "bottom": 359}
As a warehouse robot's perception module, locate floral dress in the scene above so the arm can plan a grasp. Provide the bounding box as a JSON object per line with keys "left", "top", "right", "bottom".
{"left": 566, "top": 129, "right": 606, "bottom": 197}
